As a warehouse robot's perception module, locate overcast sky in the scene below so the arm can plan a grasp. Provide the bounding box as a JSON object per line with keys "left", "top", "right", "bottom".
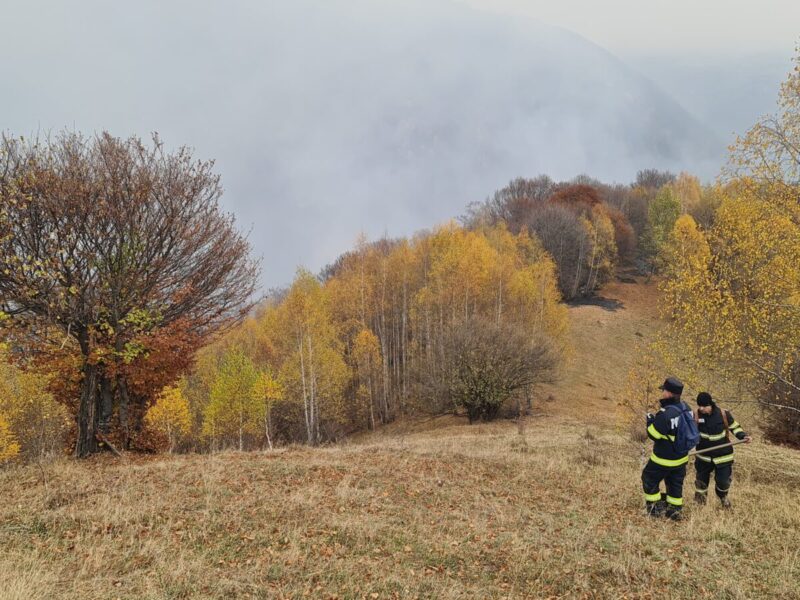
{"left": 1, "top": 1, "right": 796, "bottom": 291}
{"left": 461, "top": 0, "right": 800, "bottom": 56}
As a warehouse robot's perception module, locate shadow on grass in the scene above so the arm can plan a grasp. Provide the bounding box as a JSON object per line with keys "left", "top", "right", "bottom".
{"left": 567, "top": 296, "right": 625, "bottom": 312}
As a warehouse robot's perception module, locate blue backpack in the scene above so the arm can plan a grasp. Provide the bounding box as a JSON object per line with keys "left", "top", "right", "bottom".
{"left": 666, "top": 401, "right": 700, "bottom": 455}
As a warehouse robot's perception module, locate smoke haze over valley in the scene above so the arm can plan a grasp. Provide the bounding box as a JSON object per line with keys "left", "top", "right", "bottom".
{"left": 0, "top": 0, "right": 793, "bottom": 289}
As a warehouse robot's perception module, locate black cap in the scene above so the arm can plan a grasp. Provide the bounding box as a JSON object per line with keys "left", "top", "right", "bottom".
{"left": 696, "top": 392, "right": 713, "bottom": 406}
{"left": 659, "top": 376, "right": 684, "bottom": 396}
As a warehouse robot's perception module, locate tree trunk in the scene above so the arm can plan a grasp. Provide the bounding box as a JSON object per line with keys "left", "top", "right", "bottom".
{"left": 238, "top": 393, "right": 245, "bottom": 451}
{"left": 98, "top": 374, "right": 114, "bottom": 434}
{"left": 587, "top": 226, "right": 599, "bottom": 293}
{"left": 401, "top": 280, "right": 408, "bottom": 412}
{"left": 308, "top": 335, "right": 319, "bottom": 446}
{"left": 265, "top": 409, "right": 273, "bottom": 451}
{"left": 117, "top": 376, "right": 131, "bottom": 450}
{"left": 497, "top": 278, "right": 503, "bottom": 323}
{"left": 75, "top": 360, "right": 99, "bottom": 458}
{"left": 571, "top": 235, "right": 584, "bottom": 299}
{"left": 299, "top": 335, "right": 312, "bottom": 444}
{"left": 380, "top": 335, "right": 389, "bottom": 423}
{"left": 368, "top": 373, "right": 376, "bottom": 431}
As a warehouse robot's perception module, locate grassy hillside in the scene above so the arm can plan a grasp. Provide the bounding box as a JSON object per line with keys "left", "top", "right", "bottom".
{"left": 538, "top": 274, "right": 663, "bottom": 424}
{"left": 1, "top": 278, "right": 798, "bottom": 599}
{"left": 1, "top": 420, "right": 798, "bottom": 599}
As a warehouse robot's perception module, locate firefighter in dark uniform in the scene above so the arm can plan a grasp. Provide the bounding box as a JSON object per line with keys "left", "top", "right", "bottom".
{"left": 694, "top": 392, "right": 751, "bottom": 508}
{"left": 642, "top": 377, "right": 689, "bottom": 520}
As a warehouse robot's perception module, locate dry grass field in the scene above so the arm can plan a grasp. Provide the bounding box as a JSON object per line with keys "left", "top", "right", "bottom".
{"left": 1, "top": 277, "right": 797, "bottom": 599}
{"left": 1, "top": 419, "right": 798, "bottom": 599}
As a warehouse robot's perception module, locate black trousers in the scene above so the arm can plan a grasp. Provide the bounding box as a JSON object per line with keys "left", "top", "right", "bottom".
{"left": 695, "top": 458, "right": 733, "bottom": 498}
{"left": 642, "top": 460, "right": 686, "bottom": 512}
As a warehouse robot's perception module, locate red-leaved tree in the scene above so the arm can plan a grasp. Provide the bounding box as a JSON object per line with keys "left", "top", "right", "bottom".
{"left": 0, "top": 132, "right": 259, "bottom": 456}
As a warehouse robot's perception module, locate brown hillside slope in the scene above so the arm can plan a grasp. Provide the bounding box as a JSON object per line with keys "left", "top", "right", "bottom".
{"left": 538, "top": 275, "right": 663, "bottom": 423}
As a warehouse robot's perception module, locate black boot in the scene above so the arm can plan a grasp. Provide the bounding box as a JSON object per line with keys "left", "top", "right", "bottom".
{"left": 665, "top": 506, "right": 684, "bottom": 521}
{"left": 719, "top": 496, "right": 732, "bottom": 509}
{"left": 646, "top": 500, "right": 667, "bottom": 517}
{"left": 694, "top": 491, "right": 707, "bottom": 505}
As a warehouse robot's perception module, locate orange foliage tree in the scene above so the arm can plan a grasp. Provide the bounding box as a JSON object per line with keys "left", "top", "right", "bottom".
{"left": 0, "top": 132, "right": 258, "bottom": 457}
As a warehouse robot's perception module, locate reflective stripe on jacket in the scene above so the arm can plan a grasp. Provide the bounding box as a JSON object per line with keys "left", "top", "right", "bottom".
{"left": 646, "top": 398, "right": 689, "bottom": 467}
{"left": 696, "top": 405, "right": 747, "bottom": 461}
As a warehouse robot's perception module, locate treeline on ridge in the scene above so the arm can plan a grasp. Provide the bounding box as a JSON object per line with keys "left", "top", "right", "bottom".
{"left": 158, "top": 169, "right": 720, "bottom": 452}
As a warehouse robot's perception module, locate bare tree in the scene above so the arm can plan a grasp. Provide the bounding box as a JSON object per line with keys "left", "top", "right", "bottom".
{"left": 415, "top": 317, "right": 558, "bottom": 422}
{"left": 0, "top": 132, "right": 259, "bottom": 457}
{"left": 523, "top": 203, "right": 591, "bottom": 299}
{"left": 635, "top": 169, "right": 675, "bottom": 190}
{"left": 462, "top": 176, "right": 554, "bottom": 232}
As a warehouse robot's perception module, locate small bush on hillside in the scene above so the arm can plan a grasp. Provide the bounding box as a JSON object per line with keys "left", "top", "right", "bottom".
{"left": 0, "top": 413, "right": 20, "bottom": 463}
{"left": 0, "top": 348, "right": 70, "bottom": 462}
{"left": 618, "top": 342, "right": 662, "bottom": 443}
{"left": 417, "top": 317, "right": 558, "bottom": 423}
{"left": 144, "top": 385, "right": 193, "bottom": 453}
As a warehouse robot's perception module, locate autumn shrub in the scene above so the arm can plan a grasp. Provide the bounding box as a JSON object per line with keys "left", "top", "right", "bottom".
{"left": 416, "top": 317, "right": 558, "bottom": 423}
{"left": 0, "top": 348, "right": 70, "bottom": 461}
{"left": 144, "top": 385, "right": 193, "bottom": 453}
{"left": 0, "top": 412, "right": 20, "bottom": 464}
{"left": 618, "top": 342, "right": 662, "bottom": 443}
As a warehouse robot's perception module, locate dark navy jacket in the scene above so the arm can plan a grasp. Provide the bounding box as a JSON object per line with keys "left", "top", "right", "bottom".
{"left": 646, "top": 397, "right": 690, "bottom": 467}
{"left": 695, "top": 405, "right": 747, "bottom": 465}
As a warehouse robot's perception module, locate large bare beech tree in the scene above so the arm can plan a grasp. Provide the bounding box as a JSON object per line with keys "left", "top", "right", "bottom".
{"left": 0, "top": 132, "right": 259, "bottom": 456}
